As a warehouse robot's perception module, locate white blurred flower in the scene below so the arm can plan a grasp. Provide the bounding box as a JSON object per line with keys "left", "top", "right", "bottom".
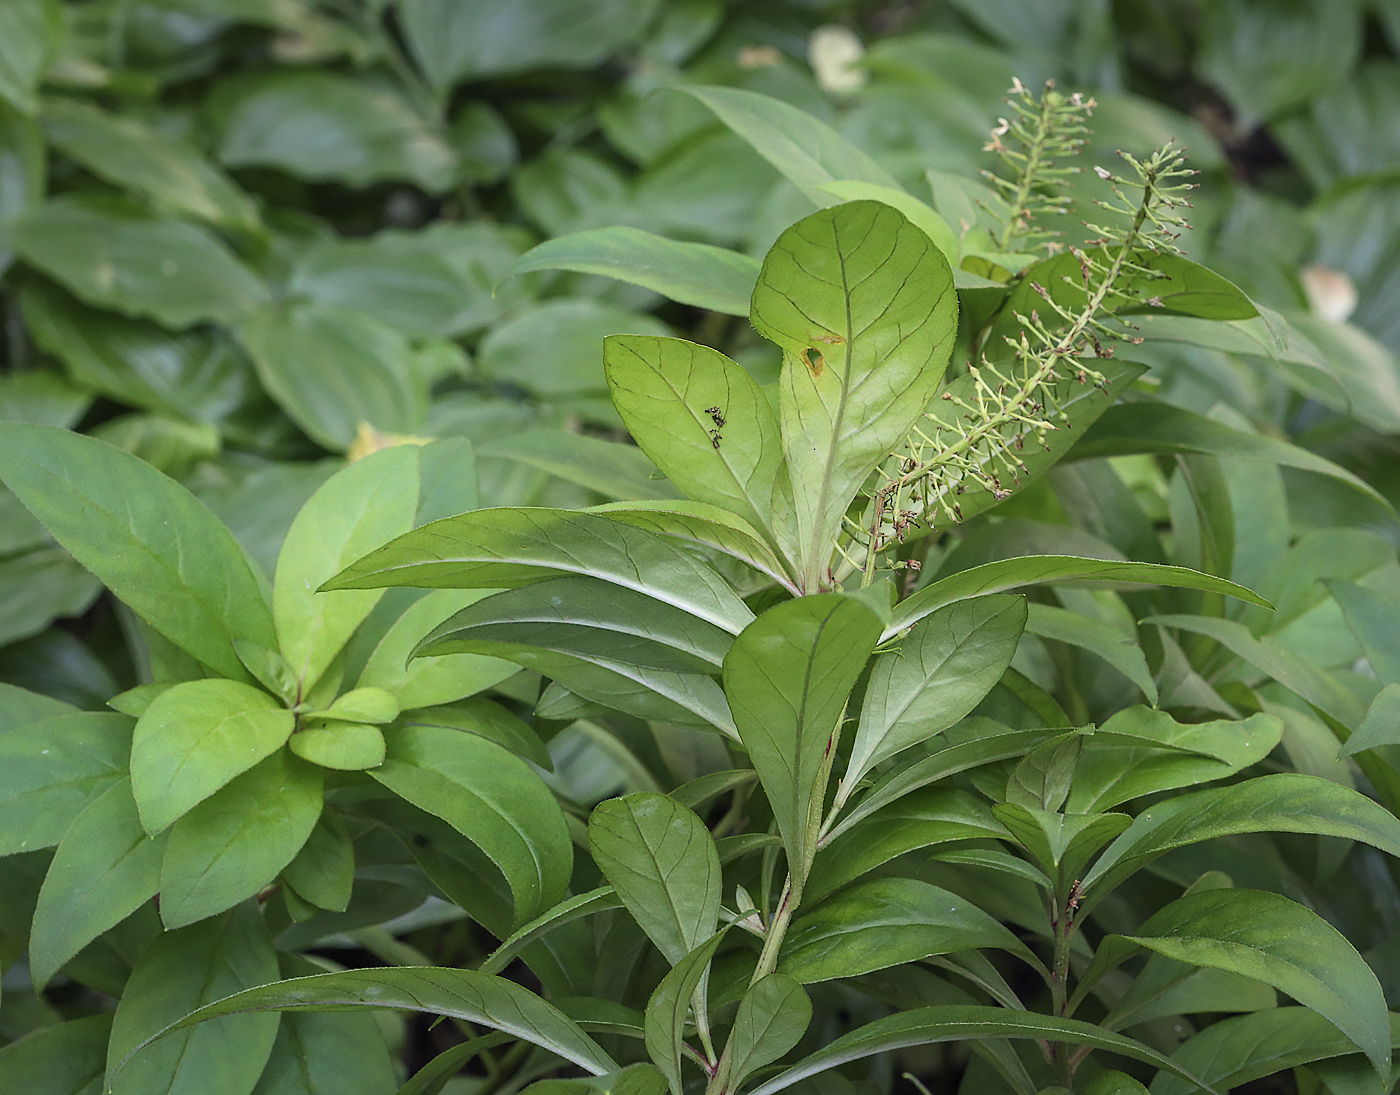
{"left": 1301, "top": 264, "right": 1358, "bottom": 324}
{"left": 809, "top": 25, "right": 866, "bottom": 94}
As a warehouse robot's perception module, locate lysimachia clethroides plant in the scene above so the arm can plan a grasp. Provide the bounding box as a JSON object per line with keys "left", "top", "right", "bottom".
{"left": 4, "top": 82, "right": 1399, "bottom": 1095}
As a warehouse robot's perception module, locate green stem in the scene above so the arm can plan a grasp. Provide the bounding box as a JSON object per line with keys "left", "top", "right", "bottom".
{"left": 751, "top": 877, "right": 797, "bottom": 986}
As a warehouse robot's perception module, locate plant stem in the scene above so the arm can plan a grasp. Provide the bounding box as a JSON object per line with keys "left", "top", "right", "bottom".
{"left": 750, "top": 877, "right": 797, "bottom": 986}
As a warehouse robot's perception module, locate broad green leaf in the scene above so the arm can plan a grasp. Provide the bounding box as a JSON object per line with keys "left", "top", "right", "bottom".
{"left": 1067, "top": 710, "right": 1283, "bottom": 813}
{"left": 845, "top": 595, "right": 1025, "bottom": 790}
{"left": 479, "top": 430, "right": 679, "bottom": 503}
{"left": 0, "top": 679, "right": 73, "bottom": 731}
{"left": 1107, "top": 961, "right": 1276, "bottom": 1031}
{"left": 1082, "top": 1073, "right": 1149, "bottom": 1095}
{"left": 414, "top": 577, "right": 736, "bottom": 732}
{"left": 1153, "top": 1008, "right": 1395, "bottom": 1095}
{"left": 274, "top": 445, "right": 420, "bottom": 694}
{"left": 399, "top": 0, "right": 658, "bottom": 86}
{"left": 311, "top": 687, "right": 399, "bottom": 725}
{"left": 0, "top": 425, "right": 276, "bottom": 681}
{"left": 131, "top": 679, "right": 294, "bottom": 834}
{"left": 240, "top": 304, "right": 427, "bottom": 452}
{"left": 0, "top": 1015, "right": 110, "bottom": 1095}
{"left": 0, "top": 0, "right": 60, "bottom": 115}
{"left": 1339, "top": 685, "right": 1400, "bottom": 758}
{"left": 808, "top": 788, "right": 1011, "bottom": 902}
{"left": 745, "top": 1006, "right": 1220, "bottom": 1095}
{"left": 889, "top": 557, "right": 1270, "bottom": 640}
{"left": 0, "top": 544, "right": 101, "bottom": 647}
{"left": 29, "top": 778, "right": 165, "bottom": 988}
{"left": 326, "top": 507, "right": 754, "bottom": 637}
{"left": 370, "top": 723, "right": 572, "bottom": 927}
{"left": 114, "top": 968, "right": 618, "bottom": 1081}
{"left": 1072, "top": 402, "right": 1385, "bottom": 505}
{"left": 679, "top": 86, "right": 901, "bottom": 208}
{"left": 0, "top": 711, "right": 131, "bottom": 855}
{"left": 751, "top": 201, "right": 955, "bottom": 588}
{"left": 1026, "top": 603, "right": 1157, "bottom": 704}
{"left": 1083, "top": 774, "right": 1400, "bottom": 902}
{"left": 592, "top": 501, "right": 795, "bottom": 590}
{"left": 779, "top": 877, "right": 1033, "bottom": 983}
{"left": 993, "top": 805, "right": 1131, "bottom": 880}
{"left": 644, "top": 932, "right": 727, "bottom": 1095}
{"left": 727, "top": 976, "right": 812, "bottom": 1087}
{"left": 507, "top": 227, "right": 760, "bottom": 316}
{"left": 217, "top": 71, "right": 456, "bottom": 192}
{"left": 43, "top": 99, "right": 260, "bottom": 233}
{"left": 160, "top": 751, "right": 324, "bottom": 928}
{"left": 357, "top": 590, "right": 517, "bottom": 710}
{"left": 1329, "top": 579, "right": 1400, "bottom": 686}
{"left": 828, "top": 721, "right": 1059, "bottom": 842}
{"left": 10, "top": 198, "right": 267, "bottom": 327}
{"left": 288, "top": 721, "right": 385, "bottom": 770}
{"left": 281, "top": 812, "right": 353, "bottom": 912}
{"left": 604, "top": 336, "right": 785, "bottom": 541}
{"left": 816, "top": 180, "right": 960, "bottom": 264}
{"left": 108, "top": 904, "right": 281, "bottom": 1095}
{"left": 588, "top": 793, "right": 721, "bottom": 965}
{"left": 724, "top": 595, "right": 883, "bottom": 890}
{"left": 1126, "top": 889, "right": 1389, "bottom": 1079}
{"left": 402, "top": 699, "right": 551, "bottom": 770}
{"left": 478, "top": 886, "right": 623, "bottom": 976}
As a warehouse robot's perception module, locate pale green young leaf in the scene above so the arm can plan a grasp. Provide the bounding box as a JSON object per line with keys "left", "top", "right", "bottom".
{"left": 325, "top": 507, "right": 754, "bottom": 637}
{"left": 845, "top": 594, "right": 1025, "bottom": 791}
{"left": 506, "top": 227, "right": 760, "bottom": 316}
{"left": 311, "top": 687, "right": 399, "bottom": 724}
{"left": 370, "top": 723, "right": 572, "bottom": 927}
{"left": 131, "top": 679, "right": 294, "bottom": 835}
{"left": 728, "top": 976, "right": 812, "bottom": 1088}
{"left": 113, "top": 968, "right": 618, "bottom": 1082}
{"left": 1126, "top": 889, "right": 1389, "bottom": 1080}
{"left": 274, "top": 445, "right": 420, "bottom": 695}
{"left": 0, "top": 425, "right": 275, "bottom": 680}
{"left": 588, "top": 793, "right": 721, "bottom": 965}
{"left": 29, "top": 778, "right": 165, "bottom": 988}
{"left": 723, "top": 595, "right": 883, "bottom": 890}
{"left": 160, "top": 751, "right": 324, "bottom": 928}
{"left": 0, "top": 711, "right": 131, "bottom": 855}
{"left": 644, "top": 932, "right": 728, "bottom": 1095}
{"left": 288, "top": 721, "right": 385, "bottom": 770}
{"left": 751, "top": 201, "right": 955, "bottom": 588}
{"left": 108, "top": 904, "right": 281, "bottom": 1095}
{"left": 604, "top": 335, "right": 785, "bottom": 542}
{"left": 889, "top": 557, "right": 1270, "bottom": 640}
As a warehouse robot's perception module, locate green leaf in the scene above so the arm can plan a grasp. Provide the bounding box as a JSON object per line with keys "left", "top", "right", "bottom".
{"left": 356, "top": 590, "right": 518, "bottom": 710}
{"left": 889, "top": 556, "right": 1270, "bottom": 640}
{"left": 10, "top": 198, "right": 267, "bottom": 327}
{"left": 779, "top": 877, "right": 1033, "bottom": 983}
{"left": 1080, "top": 1072, "right": 1148, "bottom": 1095}
{"left": 1329, "top": 579, "right": 1400, "bottom": 687}
{"left": 478, "top": 430, "right": 679, "bottom": 503}
{"left": 119, "top": 969, "right": 619, "bottom": 1083}
{"left": 745, "top": 1005, "right": 1220, "bottom": 1095}
{"left": 993, "top": 805, "right": 1131, "bottom": 880}
{"left": 1126, "top": 889, "right": 1389, "bottom": 1079}
{"left": 1072, "top": 402, "right": 1386, "bottom": 505}
{"left": 604, "top": 335, "right": 785, "bottom": 541}
{"left": 644, "top": 932, "right": 727, "bottom": 1095}
{"left": 289, "top": 721, "right": 385, "bottom": 770}
{"left": 817, "top": 180, "right": 961, "bottom": 265}
{"left": 592, "top": 502, "right": 795, "bottom": 591}
{"left": 844, "top": 595, "right": 1026, "bottom": 790}
{"left": 0, "top": 545, "right": 101, "bottom": 647}
{"left": 29, "top": 778, "right": 165, "bottom": 988}
{"left": 0, "top": 425, "right": 276, "bottom": 681}
{"left": 506, "top": 228, "right": 760, "bottom": 316}
{"left": 160, "top": 751, "right": 324, "bottom": 928}
{"left": 0, "top": 1015, "right": 110, "bottom": 1095}
{"left": 1082, "top": 774, "right": 1400, "bottom": 902}
{"left": 312, "top": 687, "right": 399, "bottom": 725}
{"left": 326, "top": 507, "right": 754, "bottom": 637}
{"left": 217, "top": 71, "right": 456, "bottom": 192}
{"left": 751, "top": 201, "right": 956, "bottom": 588}
{"left": 728, "top": 975, "right": 811, "bottom": 1087}
{"left": 131, "top": 680, "right": 294, "bottom": 835}
{"left": 399, "top": 0, "right": 658, "bottom": 86}
{"left": 679, "top": 86, "right": 901, "bottom": 209}
{"left": 240, "top": 304, "right": 427, "bottom": 452}
{"left": 724, "top": 595, "right": 883, "bottom": 889}
{"left": 0, "top": 711, "right": 131, "bottom": 855}
{"left": 370, "top": 723, "right": 572, "bottom": 927}
{"left": 1339, "top": 685, "right": 1400, "bottom": 758}
{"left": 0, "top": 679, "right": 73, "bottom": 731}
{"left": 478, "top": 886, "right": 623, "bottom": 976}
{"left": 0, "top": 0, "right": 60, "bottom": 115}
{"left": 274, "top": 446, "right": 420, "bottom": 694}
{"left": 43, "top": 99, "right": 260, "bottom": 233}
{"left": 588, "top": 793, "right": 721, "bottom": 965}
{"left": 281, "top": 812, "right": 353, "bottom": 913}
{"left": 1024, "top": 603, "right": 1158, "bottom": 706}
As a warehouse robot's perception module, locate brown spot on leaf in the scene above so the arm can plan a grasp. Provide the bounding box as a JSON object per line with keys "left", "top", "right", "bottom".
{"left": 800, "top": 347, "right": 826, "bottom": 376}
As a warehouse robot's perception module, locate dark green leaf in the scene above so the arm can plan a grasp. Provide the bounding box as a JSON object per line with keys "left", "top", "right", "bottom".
{"left": 644, "top": 932, "right": 727, "bottom": 1095}
{"left": 0, "top": 0, "right": 60, "bottom": 115}
{"left": 727, "top": 976, "right": 811, "bottom": 1087}
{"left": 0, "top": 678, "right": 73, "bottom": 731}
{"left": 478, "top": 887, "right": 623, "bottom": 977}
{"left": 1025, "top": 603, "right": 1157, "bottom": 705}
{"left": 478, "top": 430, "right": 679, "bottom": 502}
{"left": 281, "top": 812, "right": 353, "bottom": 913}
{"left": 592, "top": 502, "right": 795, "bottom": 590}
{"left": 0, "top": 1015, "right": 111, "bottom": 1095}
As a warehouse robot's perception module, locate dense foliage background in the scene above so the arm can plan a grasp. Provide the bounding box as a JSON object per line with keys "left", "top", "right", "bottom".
{"left": 3, "top": 1, "right": 1400, "bottom": 1094}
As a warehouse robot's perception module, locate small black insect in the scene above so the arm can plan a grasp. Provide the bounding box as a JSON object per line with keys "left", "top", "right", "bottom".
{"left": 709, "top": 429, "right": 723, "bottom": 449}
{"left": 705, "top": 406, "right": 726, "bottom": 428}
